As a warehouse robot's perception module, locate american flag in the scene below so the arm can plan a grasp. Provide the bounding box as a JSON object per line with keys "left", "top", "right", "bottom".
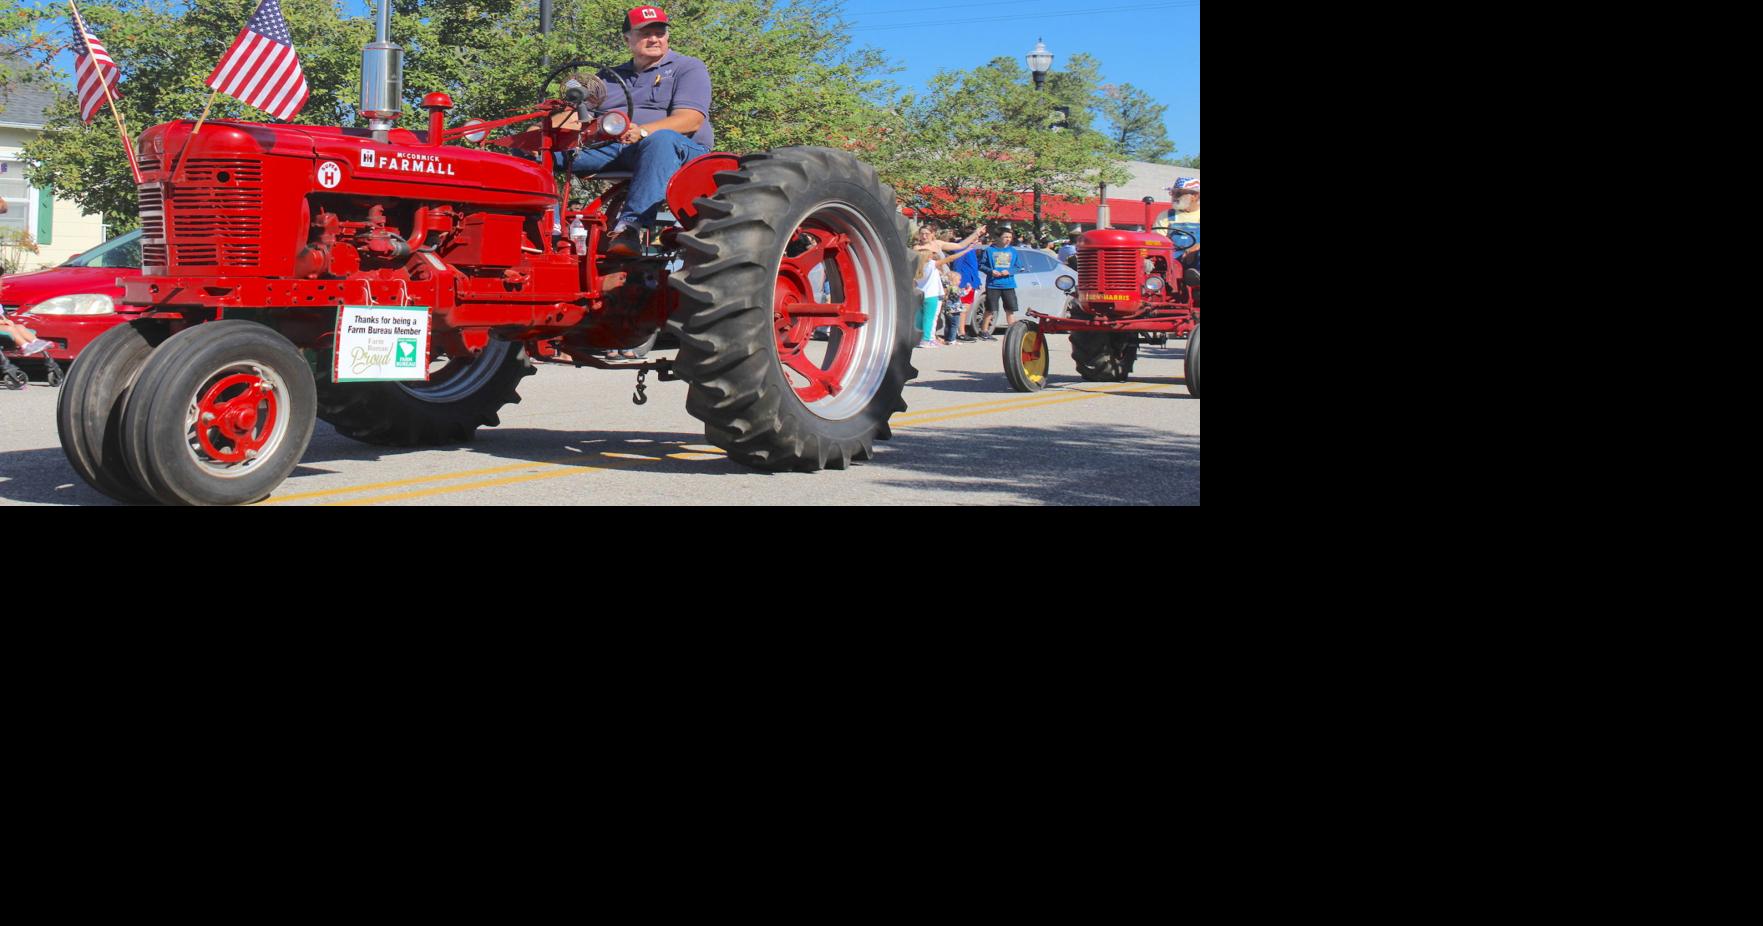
{"left": 205, "top": 0, "right": 309, "bottom": 122}
{"left": 71, "top": 10, "right": 121, "bottom": 125}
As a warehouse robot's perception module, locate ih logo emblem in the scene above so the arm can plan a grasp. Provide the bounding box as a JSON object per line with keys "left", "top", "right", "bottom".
{"left": 641, "top": 8, "right": 658, "bottom": 18}
{"left": 396, "top": 339, "right": 419, "bottom": 367}
{"left": 360, "top": 148, "right": 376, "bottom": 167}
{"left": 316, "top": 161, "right": 344, "bottom": 189}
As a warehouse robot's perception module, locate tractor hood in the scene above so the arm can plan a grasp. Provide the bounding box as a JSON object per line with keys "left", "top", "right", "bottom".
{"left": 139, "top": 120, "right": 557, "bottom": 204}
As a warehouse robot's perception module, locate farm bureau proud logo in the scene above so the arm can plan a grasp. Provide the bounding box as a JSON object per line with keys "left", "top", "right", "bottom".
{"left": 359, "top": 148, "right": 457, "bottom": 177}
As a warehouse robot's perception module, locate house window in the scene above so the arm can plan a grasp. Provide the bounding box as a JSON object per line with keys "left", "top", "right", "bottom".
{"left": 0, "top": 158, "right": 31, "bottom": 237}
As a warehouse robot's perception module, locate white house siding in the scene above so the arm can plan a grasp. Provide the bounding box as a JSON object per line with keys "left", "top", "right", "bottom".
{"left": 0, "top": 124, "right": 111, "bottom": 271}
{"left": 1117, "top": 162, "right": 1200, "bottom": 201}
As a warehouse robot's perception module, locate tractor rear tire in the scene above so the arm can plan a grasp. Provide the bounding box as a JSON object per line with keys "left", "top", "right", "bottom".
{"left": 315, "top": 339, "right": 535, "bottom": 446}
{"left": 120, "top": 320, "right": 317, "bottom": 506}
{"left": 1071, "top": 331, "right": 1137, "bottom": 382}
{"left": 668, "top": 146, "right": 916, "bottom": 471}
{"left": 55, "top": 320, "right": 164, "bottom": 504}
{"left": 1185, "top": 324, "right": 1200, "bottom": 397}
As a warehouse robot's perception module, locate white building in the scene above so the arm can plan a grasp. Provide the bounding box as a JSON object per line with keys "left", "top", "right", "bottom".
{"left": 1, "top": 84, "right": 111, "bottom": 272}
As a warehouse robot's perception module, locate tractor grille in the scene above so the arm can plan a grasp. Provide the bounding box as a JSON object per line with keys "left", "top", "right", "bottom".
{"left": 1077, "top": 250, "right": 1143, "bottom": 294}
{"left": 138, "top": 158, "right": 265, "bottom": 271}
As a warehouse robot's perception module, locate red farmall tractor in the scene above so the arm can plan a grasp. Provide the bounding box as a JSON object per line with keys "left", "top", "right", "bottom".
{"left": 1001, "top": 226, "right": 1199, "bottom": 397}
{"left": 57, "top": 36, "right": 918, "bottom": 506}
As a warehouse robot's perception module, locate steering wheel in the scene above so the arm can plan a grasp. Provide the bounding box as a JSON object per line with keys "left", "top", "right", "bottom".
{"left": 538, "top": 59, "right": 629, "bottom": 150}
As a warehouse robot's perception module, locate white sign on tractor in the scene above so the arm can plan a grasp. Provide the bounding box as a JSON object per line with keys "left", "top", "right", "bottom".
{"left": 334, "top": 305, "right": 432, "bottom": 383}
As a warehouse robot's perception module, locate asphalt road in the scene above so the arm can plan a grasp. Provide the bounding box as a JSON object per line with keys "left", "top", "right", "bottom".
{"left": 0, "top": 335, "right": 1199, "bottom": 506}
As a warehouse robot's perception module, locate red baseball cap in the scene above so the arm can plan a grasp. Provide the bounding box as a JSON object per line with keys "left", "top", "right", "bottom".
{"left": 626, "top": 6, "right": 669, "bottom": 30}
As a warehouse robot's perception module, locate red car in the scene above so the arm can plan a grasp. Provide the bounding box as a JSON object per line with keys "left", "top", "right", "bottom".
{"left": 0, "top": 229, "right": 142, "bottom": 370}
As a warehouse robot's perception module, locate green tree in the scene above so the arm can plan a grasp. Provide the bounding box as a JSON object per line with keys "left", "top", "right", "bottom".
{"left": 1, "top": 0, "right": 55, "bottom": 96}
{"left": 1099, "top": 81, "right": 1174, "bottom": 163}
{"left": 882, "top": 55, "right": 1128, "bottom": 230}
{"left": 1042, "top": 51, "right": 1102, "bottom": 138}
{"left": 23, "top": 0, "right": 905, "bottom": 228}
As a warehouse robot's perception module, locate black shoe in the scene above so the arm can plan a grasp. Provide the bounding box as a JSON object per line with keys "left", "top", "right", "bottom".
{"left": 957, "top": 335, "right": 977, "bottom": 342}
{"left": 604, "top": 229, "right": 642, "bottom": 258}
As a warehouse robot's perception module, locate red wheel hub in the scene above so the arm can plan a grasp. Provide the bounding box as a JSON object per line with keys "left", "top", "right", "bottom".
{"left": 774, "top": 227, "right": 869, "bottom": 403}
{"left": 195, "top": 373, "right": 279, "bottom": 464}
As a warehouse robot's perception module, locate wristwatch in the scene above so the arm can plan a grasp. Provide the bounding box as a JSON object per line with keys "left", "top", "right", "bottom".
{"left": 638, "top": 127, "right": 650, "bottom": 139}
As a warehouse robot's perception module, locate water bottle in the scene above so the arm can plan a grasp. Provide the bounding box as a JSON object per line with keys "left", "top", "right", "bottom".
{"left": 569, "top": 215, "right": 589, "bottom": 257}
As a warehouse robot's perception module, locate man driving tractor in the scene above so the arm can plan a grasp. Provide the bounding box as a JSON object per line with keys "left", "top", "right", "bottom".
{"left": 1152, "top": 176, "right": 1200, "bottom": 270}
{"left": 557, "top": 5, "right": 713, "bottom": 258}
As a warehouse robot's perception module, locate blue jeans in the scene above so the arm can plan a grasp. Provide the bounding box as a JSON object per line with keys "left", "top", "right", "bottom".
{"left": 945, "top": 294, "right": 969, "bottom": 342}
{"left": 558, "top": 130, "right": 710, "bottom": 229}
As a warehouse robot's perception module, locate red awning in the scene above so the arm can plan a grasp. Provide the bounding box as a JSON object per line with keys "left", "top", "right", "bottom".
{"left": 917, "top": 189, "right": 1171, "bottom": 228}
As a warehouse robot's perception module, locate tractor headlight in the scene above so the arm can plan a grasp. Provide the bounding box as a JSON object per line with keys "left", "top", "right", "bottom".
{"left": 599, "top": 111, "right": 630, "bottom": 139}
{"left": 1143, "top": 276, "right": 1166, "bottom": 295}
{"left": 30, "top": 294, "right": 115, "bottom": 316}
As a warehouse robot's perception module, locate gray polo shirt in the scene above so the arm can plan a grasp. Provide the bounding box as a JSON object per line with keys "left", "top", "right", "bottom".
{"left": 598, "top": 51, "right": 714, "bottom": 149}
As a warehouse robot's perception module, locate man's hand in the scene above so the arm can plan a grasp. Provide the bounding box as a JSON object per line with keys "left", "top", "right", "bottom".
{"left": 619, "top": 124, "right": 645, "bottom": 144}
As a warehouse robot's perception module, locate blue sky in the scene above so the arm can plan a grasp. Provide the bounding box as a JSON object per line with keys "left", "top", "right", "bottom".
{"left": 35, "top": 0, "right": 1200, "bottom": 157}
{"left": 840, "top": 0, "right": 1200, "bottom": 159}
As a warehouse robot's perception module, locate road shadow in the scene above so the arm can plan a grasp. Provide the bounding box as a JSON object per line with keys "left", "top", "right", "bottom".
{"left": 280, "top": 425, "right": 754, "bottom": 491}
{"left": 1092, "top": 375, "right": 1195, "bottom": 398}
{"left": 4, "top": 422, "right": 753, "bottom": 506}
{"left": 874, "top": 423, "right": 1199, "bottom": 505}
{"left": 0, "top": 446, "right": 124, "bottom": 506}
{"left": 1138, "top": 345, "right": 1190, "bottom": 361}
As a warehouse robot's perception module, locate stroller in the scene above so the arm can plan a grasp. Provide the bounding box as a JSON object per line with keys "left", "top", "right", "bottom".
{"left": 0, "top": 314, "right": 64, "bottom": 390}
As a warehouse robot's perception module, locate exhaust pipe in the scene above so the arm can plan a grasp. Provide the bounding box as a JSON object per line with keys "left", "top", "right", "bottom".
{"left": 360, "top": 0, "right": 403, "bottom": 141}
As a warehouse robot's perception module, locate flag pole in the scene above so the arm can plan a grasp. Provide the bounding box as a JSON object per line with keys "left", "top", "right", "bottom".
{"left": 172, "top": 90, "right": 219, "bottom": 183}
{"left": 176, "top": 0, "right": 266, "bottom": 182}
{"left": 68, "top": 0, "right": 140, "bottom": 186}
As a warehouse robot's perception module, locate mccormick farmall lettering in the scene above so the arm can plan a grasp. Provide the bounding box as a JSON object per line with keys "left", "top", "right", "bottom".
{"left": 360, "top": 147, "right": 456, "bottom": 176}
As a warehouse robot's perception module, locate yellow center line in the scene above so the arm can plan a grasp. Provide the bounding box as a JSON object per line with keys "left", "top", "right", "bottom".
{"left": 895, "top": 383, "right": 1169, "bottom": 427}
{"left": 889, "top": 382, "right": 1145, "bottom": 424}
{"left": 325, "top": 459, "right": 636, "bottom": 506}
{"left": 258, "top": 460, "right": 570, "bottom": 504}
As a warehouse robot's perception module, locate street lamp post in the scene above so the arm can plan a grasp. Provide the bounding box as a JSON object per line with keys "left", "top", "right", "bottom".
{"left": 1026, "top": 39, "right": 1053, "bottom": 244}
{"left": 540, "top": 0, "right": 552, "bottom": 69}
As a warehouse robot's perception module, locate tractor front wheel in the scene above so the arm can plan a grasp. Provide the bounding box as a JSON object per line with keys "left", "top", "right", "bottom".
{"left": 668, "top": 146, "right": 916, "bottom": 470}
{"left": 315, "top": 338, "right": 535, "bottom": 446}
{"left": 120, "top": 320, "right": 317, "bottom": 506}
{"left": 1185, "top": 324, "right": 1200, "bottom": 397}
{"left": 1071, "top": 331, "right": 1138, "bottom": 382}
{"left": 56, "top": 320, "right": 165, "bottom": 504}
{"left": 1002, "top": 321, "right": 1049, "bottom": 392}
